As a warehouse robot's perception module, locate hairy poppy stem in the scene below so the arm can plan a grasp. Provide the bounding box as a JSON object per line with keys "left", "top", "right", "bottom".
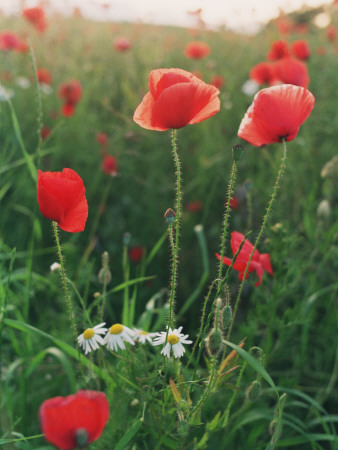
{"left": 167, "top": 129, "right": 181, "bottom": 329}
{"left": 52, "top": 222, "right": 79, "bottom": 350}
{"left": 227, "top": 140, "right": 287, "bottom": 341}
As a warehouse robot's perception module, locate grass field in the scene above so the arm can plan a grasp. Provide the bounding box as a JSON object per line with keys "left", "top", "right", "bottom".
{"left": 0, "top": 4, "right": 338, "bottom": 449}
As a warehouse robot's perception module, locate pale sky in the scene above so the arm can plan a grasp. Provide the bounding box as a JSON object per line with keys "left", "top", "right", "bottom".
{"left": 0, "top": 0, "right": 334, "bottom": 33}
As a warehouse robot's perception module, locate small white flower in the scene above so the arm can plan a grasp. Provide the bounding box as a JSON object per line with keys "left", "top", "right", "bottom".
{"left": 50, "top": 262, "right": 61, "bottom": 272}
{"left": 77, "top": 323, "right": 108, "bottom": 355}
{"left": 153, "top": 326, "right": 192, "bottom": 358}
{"left": 0, "top": 85, "right": 14, "bottom": 101}
{"left": 103, "top": 323, "right": 135, "bottom": 352}
{"left": 241, "top": 79, "right": 259, "bottom": 96}
{"left": 39, "top": 83, "right": 53, "bottom": 95}
{"left": 16, "top": 76, "right": 31, "bottom": 89}
{"left": 133, "top": 328, "right": 157, "bottom": 345}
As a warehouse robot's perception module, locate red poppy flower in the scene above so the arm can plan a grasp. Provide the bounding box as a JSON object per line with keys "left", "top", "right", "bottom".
{"left": 224, "top": 197, "right": 240, "bottom": 210}
{"left": 290, "top": 40, "right": 311, "bottom": 61}
{"left": 37, "top": 168, "right": 88, "bottom": 232}
{"left": 210, "top": 74, "right": 225, "bottom": 89}
{"left": 184, "top": 41, "right": 210, "bottom": 59}
{"left": 216, "top": 231, "right": 273, "bottom": 287}
{"left": 275, "top": 17, "right": 294, "bottom": 36}
{"left": 133, "top": 68, "right": 220, "bottom": 131}
{"left": 129, "top": 246, "right": 145, "bottom": 262}
{"left": 37, "top": 68, "right": 52, "bottom": 85}
{"left": 0, "top": 31, "right": 21, "bottom": 51}
{"left": 39, "top": 390, "right": 109, "bottom": 450}
{"left": 238, "top": 84, "right": 315, "bottom": 147}
{"left": 59, "top": 80, "right": 82, "bottom": 105}
{"left": 41, "top": 126, "right": 51, "bottom": 140}
{"left": 102, "top": 155, "right": 118, "bottom": 176}
{"left": 326, "top": 25, "right": 336, "bottom": 42}
{"left": 96, "top": 132, "right": 108, "bottom": 146}
{"left": 186, "top": 200, "right": 203, "bottom": 212}
{"left": 22, "top": 6, "right": 48, "bottom": 32}
{"left": 266, "top": 40, "right": 289, "bottom": 60}
{"left": 274, "top": 56, "right": 309, "bottom": 88}
{"left": 249, "top": 62, "right": 277, "bottom": 86}
{"left": 114, "top": 37, "right": 131, "bottom": 51}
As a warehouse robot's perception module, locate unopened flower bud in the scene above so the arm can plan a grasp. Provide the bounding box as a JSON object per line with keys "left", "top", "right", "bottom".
{"left": 245, "top": 179, "right": 253, "bottom": 191}
{"left": 232, "top": 144, "right": 244, "bottom": 162}
{"left": 123, "top": 232, "right": 131, "bottom": 246}
{"left": 221, "top": 305, "right": 232, "bottom": 331}
{"left": 206, "top": 328, "right": 223, "bottom": 356}
{"left": 101, "top": 251, "right": 109, "bottom": 268}
{"left": 98, "top": 267, "right": 112, "bottom": 284}
{"left": 164, "top": 208, "right": 176, "bottom": 225}
{"left": 75, "top": 428, "right": 88, "bottom": 448}
{"left": 246, "top": 380, "right": 261, "bottom": 402}
{"left": 317, "top": 199, "right": 331, "bottom": 219}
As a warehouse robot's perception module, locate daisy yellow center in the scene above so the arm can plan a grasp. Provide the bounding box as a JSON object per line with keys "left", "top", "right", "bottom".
{"left": 167, "top": 334, "right": 179, "bottom": 345}
{"left": 109, "top": 323, "right": 123, "bottom": 334}
{"left": 140, "top": 331, "right": 148, "bottom": 335}
{"left": 83, "top": 328, "right": 94, "bottom": 340}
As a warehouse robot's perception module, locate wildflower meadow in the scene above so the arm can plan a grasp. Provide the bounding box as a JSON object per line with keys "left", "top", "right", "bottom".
{"left": 0, "top": 3, "right": 338, "bottom": 449}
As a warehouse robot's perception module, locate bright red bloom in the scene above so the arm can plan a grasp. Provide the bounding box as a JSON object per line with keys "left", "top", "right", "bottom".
{"left": 216, "top": 231, "right": 273, "bottom": 287}
{"left": 96, "top": 132, "right": 108, "bottom": 146}
{"left": 0, "top": 31, "right": 27, "bottom": 52}
{"left": 210, "top": 74, "right": 225, "bottom": 89}
{"left": 290, "top": 40, "right": 311, "bottom": 61}
{"left": 61, "top": 103, "right": 76, "bottom": 117}
{"left": 114, "top": 37, "right": 131, "bottom": 51}
{"left": 238, "top": 84, "right": 315, "bottom": 147}
{"left": 37, "top": 168, "right": 88, "bottom": 232}
{"left": 102, "top": 155, "right": 118, "bottom": 176}
{"left": 22, "top": 6, "right": 47, "bottom": 32}
{"left": 225, "top": 197, "right": 240, "bottom": 210}
{"left": 59, "top": 80, "right": 82, "bottom": 105}
{"left": 184, "top": 41, "right": 210, "bottom": 59}
{"left": 37, "top": 68, "right": 52, "bottom": 85}
{"left": 133, "top": 68, "right": 220, "bottom": 131}
{"left": 274, "top": 56, "right": 309, "bottom": 88}
{"left": 129, "top": 246, "right": 145, "bottom": 262}
{"left": 39, "top": 390, "right": 109, "bottom": 450}
{"left": 266, "top": 40, "right": 289, "bottom": 60}
{"left": 249, "top": 62, "right": 277, "bottom": 85}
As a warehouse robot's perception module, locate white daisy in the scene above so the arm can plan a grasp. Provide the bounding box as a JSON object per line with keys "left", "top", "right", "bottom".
{"left": 77, "top": 323, "right": 108, "bottom": 355}
{"left": 153, "top": 326, "right": 192, "bottom": 358}
{"left": 241, "top": 79, "right": 260, "bottom": 96}
{"left": 133, "top": 328, "right": 157, "bottom": 345}
{"left": 50, "top": 262, "right": 61, "bottom": 272}
{"left": 0, "top": 85, "right": 14, "bottom": 101}
{"left": 15, "top": 76, "right": 31, "bottom": 89}
{"left": 39, "top": 83, "right": 53, "bottom": 95}
{"left": 103, "top": 323, "right": 135, "bottom": 352}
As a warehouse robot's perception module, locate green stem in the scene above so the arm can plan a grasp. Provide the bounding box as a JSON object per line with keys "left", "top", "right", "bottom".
{"left": 227, "top": 140, "right": 287, "bottom": 342}
{"left": 122, "top": 243, "right": 130, "bottom": 326}
{"left": 167, "top": 129, "right": 181, "bottom": 329}
{"left": 52, "top": 222, "right": 79, "bottom": 347}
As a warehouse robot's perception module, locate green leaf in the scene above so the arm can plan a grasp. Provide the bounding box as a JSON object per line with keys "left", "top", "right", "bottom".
{"left": 114, "top": 418, "right": 143, "bottom": 450}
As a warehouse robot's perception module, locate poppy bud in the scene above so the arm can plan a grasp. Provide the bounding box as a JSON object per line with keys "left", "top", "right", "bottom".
{"left": 75, "top": 428, "right": 88, "bottom": 447}
{"left": 246, "top": 380, "right": 261, "bottom": 402}
{"left": 232, "top": 144, "right": 244, "bottom": 162}
{"left": 177, "top": 421, "right": 189, "bottom": 437}
{"left": 164, "top": 208, "right": 176, "bottom": 225}
{"left": 98, "top": 251, "right": 111, "bottom": 284}
{"left": 123, "top": 232, "right": 131, "bottom": 246}
{"left": 221, "top": 305, "right": 232, "bottom": 331}
{"left": 206, "top": 328, "right": 223, "bottom": 356}
{"left": 317, "top": 199, "right": 330, "bottom": 219}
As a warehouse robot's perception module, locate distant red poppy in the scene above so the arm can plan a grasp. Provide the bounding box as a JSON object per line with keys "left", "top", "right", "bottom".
{"left": 186, "top": 200, "right": 203, "bottom": 212}
{"left": 59, "top": 80, "right": 82, "bottom": 117}
{"left": 210, "top": 74, "right": 225, "bottom": 89}
{"left": 274, "top": 56, "right": 309, "bottom": 88}
{"left": 133, "top": 68, "right": 220, "bottom": 131}
{"left": 326, "top": 25, "right": 336, "bottom": 42}
{"left": 249, "top": 62, "right": 277, "bottom": 85}
{"left": 129, "top": 246, "right": 145, "bottom": 262}
{"left": 37, "top": 68, "right": 52, "bottom": 85}
{"left": 41, "top": 126, "right": 51, "bottom": 140}
{"left": 275, "top": 17, "right": 294, "bottom": 36}
{"left": 0, "top": 31, "right": 26, "bottom": 52}
{"left": 39, "top": 390, "right": 109, "bottom": 450}
{"left": 266, "top": 40, "right": 289, "bottom": 60}
{"left": 114, "top": 37, "right": 131, "bottom": 51}
{"left": 96, "top": 132, "right": 108, "bottom": 146}
{"left": 216, "top": 231, "right": 273, "bottom": 286}
{"left": 37, "top": 168, "right": 88, "bottom": 232}
{"left": 294, "top": 23, "right": 309, "bottom": 35}
{"left": 102, "top": 155, "right": 118, "bottom": 176}
{"left": 290, "top": 40, "right": 311, "bottom": 61}
{"left": 22, "top": 6, "right": 47, "bottom": 32}
{"left": 238, "top": 84, "right": 315, "bottom": 147}
{"left": 224, "top": 197, "right": 240, "bottom": 210}
{"left": 184, "top": 41, "right": 210, "bottom": 59}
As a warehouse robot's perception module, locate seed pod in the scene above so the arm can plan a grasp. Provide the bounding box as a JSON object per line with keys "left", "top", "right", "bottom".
{"left": 221, "top": 305, "right": 232, "bottom": 331}
{"left": 232, "top": 144, "right": 244, "bottom": 161}
{"left": 205, "top": 328, "right": 223, "bottom": 356}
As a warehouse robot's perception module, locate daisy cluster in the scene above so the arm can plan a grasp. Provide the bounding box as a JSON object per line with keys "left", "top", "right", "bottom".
{"left": 77, "top": 323, "right": 192, "bottom": 359}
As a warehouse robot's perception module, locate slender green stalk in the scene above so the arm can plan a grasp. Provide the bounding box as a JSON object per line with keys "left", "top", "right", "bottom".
{"left": 52, "top": 222, "right": 79, "bottom": 346}
{"left": 122, "top": 243, "right": 130, "bottom": 326}
{"left": 221, "top": 361, "right": 247, "bottom": 427}
{"left": 29, "top": 42, "right": 43, "bottom": 169}
{"left": 167, "top": 129, "right": 182, "bottom": 329}
{"left": 227, "top": 140, "right": 288, "bottom": 341}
